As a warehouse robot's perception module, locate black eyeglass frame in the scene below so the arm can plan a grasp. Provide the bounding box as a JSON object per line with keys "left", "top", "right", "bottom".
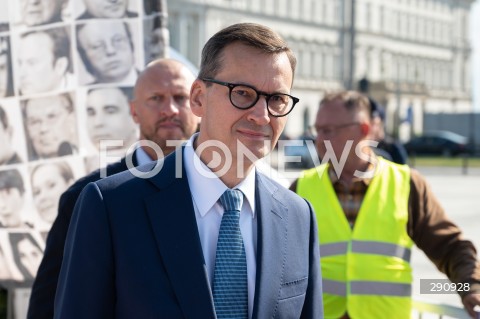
{"left": 202, "top": 78, "right": 299, "bottom": 117}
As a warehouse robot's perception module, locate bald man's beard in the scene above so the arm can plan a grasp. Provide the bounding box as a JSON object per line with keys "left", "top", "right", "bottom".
{"left": 140, "top": 120, "right": 190, "bottom": 157}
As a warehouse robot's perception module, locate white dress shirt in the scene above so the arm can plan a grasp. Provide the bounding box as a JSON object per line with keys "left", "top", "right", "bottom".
{"left": 184, "top": 135, "right": 257, "bottom": 319}
{"left": 135, "top": 146, "right": 153, "bottom": 165}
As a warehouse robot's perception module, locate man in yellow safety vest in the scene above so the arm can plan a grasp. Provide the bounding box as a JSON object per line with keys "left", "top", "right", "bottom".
{"left": 290, "top": 90, "right": 480, "bottom": 319}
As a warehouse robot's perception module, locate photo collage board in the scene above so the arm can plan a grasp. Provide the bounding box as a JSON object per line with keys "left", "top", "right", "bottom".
{"left": 0, "top": 0, "right": 167, "bottom": 287}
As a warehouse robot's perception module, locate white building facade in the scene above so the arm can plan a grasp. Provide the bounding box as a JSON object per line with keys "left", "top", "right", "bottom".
{"left": 166, "top": 0, "right": 474, "bottom": 139}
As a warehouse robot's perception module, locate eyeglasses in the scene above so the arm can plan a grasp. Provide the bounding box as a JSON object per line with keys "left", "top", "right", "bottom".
{"left": 202, "top": 78, "right": 299, "bottom": 117}
{"left": 86, "top": 35, "right": 129, "bottom": 55}
{"left": 26, "top": 110, "right": 67, "bottom": 131}
{"left": 312, "top": 122, "right": 360, "bottom": 137}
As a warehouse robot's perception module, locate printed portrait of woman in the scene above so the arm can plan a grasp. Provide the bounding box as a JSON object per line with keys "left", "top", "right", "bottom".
{"left": 9, "top": 232, "right": 43, "bottom": 281}
{"left": 30, "top": 161, "right": 74, "bottom": 224}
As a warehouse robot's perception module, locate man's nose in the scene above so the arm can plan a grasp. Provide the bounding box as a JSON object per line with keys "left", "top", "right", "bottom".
{"left": 104, "top": 42, "right": 117, "bottom": 55}
{"left": 247, "top": 96, "right": 270, "bottom": 125}
{"left": 92, "top": 114, "right": 104, "bottom": 127}
{"left": 159, "top": 97, "right": 180, "bottom": 116}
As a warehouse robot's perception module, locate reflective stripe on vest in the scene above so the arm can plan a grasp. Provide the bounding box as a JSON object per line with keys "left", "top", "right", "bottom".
{"left": 351, "top": 281, "right": 411, "bottom": 296}
{"left": 323, "top": 279, "right": 412, "bottom": 297}
{"left": 320, "top": 240, "right": 411, "bottom": 262}
{"left": 323, "top": 279, "right": 347, "bottom": 296}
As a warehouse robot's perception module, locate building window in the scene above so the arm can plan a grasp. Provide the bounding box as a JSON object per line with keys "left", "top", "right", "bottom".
{"left": 333, "top": 1, "right": 341, "bottom": 26}
{"left": 314, "top": 50, "right": 323, "bottom": 77}
{"left": 409, "top": 15, "right": 416, "bottom": 40}
{"left": 301, "top": 48, "right": 312, "bottom": 77}
{"left": 379, "top": 6, "right": 385, "bottom": 33}
{"left": 277, "top": 0, "right": 288, "bottom": 16}
{"left": 323, "top": 1, "right": 329, "bottom": 25}
{"left": 418, "top": 18, "right": 424, "bottom": 41}
{"left": 325, "top": 52, "right": 334, "bottom": 79}
{"left": 365, "top": 2, "right": 372, "bottom": 31}
{"left": 264, "top": 0, "right": 274, "bottom": 15}
{"left": 334, "top": 52, "right": 341, "bottom": 80}
{"left": 290, "top": 1, "right": 299, "bottom": 20}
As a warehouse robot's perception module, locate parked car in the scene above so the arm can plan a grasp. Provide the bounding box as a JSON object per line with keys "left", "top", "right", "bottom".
{"left": 282, "top": 134, "right": 318, "bottom": 168}
{"left": 403, "top": 130, "right": 472, "bottom": 157}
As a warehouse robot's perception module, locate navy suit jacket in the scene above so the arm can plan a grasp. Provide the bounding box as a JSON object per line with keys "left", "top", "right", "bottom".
{"left": 54, "top": 149, "right": 323, "bottom": 318}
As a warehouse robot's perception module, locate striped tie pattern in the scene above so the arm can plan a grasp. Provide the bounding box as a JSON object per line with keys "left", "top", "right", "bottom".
{"left": 213, "top": 189, "right": 248, "bottom": 319}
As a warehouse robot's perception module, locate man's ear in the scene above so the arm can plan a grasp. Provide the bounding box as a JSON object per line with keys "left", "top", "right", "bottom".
{"left": 190, "top": 79, "right": 205, "bottom": 117}
{"left": 129, "top": 101, "right": 140, "bottom": 124}
{"left": 360, "top": 122, "right": 370, "bottom": 136}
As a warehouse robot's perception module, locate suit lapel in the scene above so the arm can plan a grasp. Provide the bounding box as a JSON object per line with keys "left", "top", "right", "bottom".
{"left": 144, "top": 150, "right": 216, "bottom": 319}
{"left": 252, "top": 174, "right": 288, "bottom": 319}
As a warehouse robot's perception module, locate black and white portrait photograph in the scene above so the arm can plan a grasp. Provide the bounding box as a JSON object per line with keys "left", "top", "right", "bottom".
{"left": 76, "top": 20, "right": 140, "bottom": 85}
{"left": 85, "top": 86, "right": 137, "bottom": 152}
{"left": 144, "top": 14, "right": 169, "bottom": 64}
{"left": 29, "top": 161, "right": 75, "bottom": 225}
{"left": 22, "top": 92, "right": 78, "bottom": 161}
{"left": 16, "top": 26, "right": 74, "bottom": 95}
{"left": 8, "top": 232, "right": 43, "bottom": 281}
{"left": 75, "top": 0, "right": 139, "bottom": 20}
{"left": 11, "top": 0, "right": 70, "bottom": 28}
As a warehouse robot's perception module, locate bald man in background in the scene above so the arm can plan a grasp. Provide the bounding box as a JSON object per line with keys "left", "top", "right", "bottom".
{"left": 27, "top": 59, "right": 200, "bottom": 319}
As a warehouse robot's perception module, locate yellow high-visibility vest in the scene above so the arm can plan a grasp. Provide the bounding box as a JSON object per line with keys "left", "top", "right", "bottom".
{"left": 297, "top": 158, "right": 414, "bottom": 319}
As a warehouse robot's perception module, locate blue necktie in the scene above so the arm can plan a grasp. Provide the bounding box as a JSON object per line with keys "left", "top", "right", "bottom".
{"left": 213, "top": 189, "right": 248, "bottom": 319}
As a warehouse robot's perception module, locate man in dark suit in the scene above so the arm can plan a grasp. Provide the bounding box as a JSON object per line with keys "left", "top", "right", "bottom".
{"left": 27, "top": 59, "right": 200, "bottom": 319}
{"left": 54, "top": 23, "right": 323, "bottom": 318}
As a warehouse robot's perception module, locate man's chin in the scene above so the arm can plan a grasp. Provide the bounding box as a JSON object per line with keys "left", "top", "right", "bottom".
{"left": 158, "top": 129, "right": 188, "bottom": 142}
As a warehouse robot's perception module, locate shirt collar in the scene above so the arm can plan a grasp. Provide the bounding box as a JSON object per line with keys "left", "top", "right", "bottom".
{"left": 135, "top": 146, "right": 154, "bottom": 166}
{"left": 184, "top": 133, "right": 256, "bottom": 217}
{"left": 328, "top": 154, "right": 377, "bottom": 187}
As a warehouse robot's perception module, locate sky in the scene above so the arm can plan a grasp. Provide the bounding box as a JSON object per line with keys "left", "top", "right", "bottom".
{"left": 471, "top": 0, "right": 479, "bottom": 111}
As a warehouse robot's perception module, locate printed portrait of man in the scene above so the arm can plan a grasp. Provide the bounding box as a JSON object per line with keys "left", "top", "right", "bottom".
{"left": 17, "top": 27, "right": 73, "bottom": 95}
{"left": 22, "top": 93, "right": 78, "bottom": 161}
{"left": 86, "top": 86, "right": 137, "bottom": 152}
{"left": 76, "top": 20, "right": 138, "bottom": 85}
{"left": 18, "top": 0, "right": 66, "bottom": 27}
{"left": 144, "top": 15, "right": 169, "bottom": 64}
{"left": 77, "top": 0, "right": 138, "bottom": 19}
